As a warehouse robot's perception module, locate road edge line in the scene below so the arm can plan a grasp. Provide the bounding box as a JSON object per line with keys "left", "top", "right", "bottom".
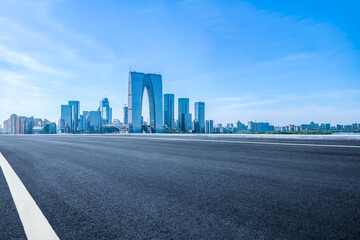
{"left": 0, "top": 152, "right": 59, "bottom": 240}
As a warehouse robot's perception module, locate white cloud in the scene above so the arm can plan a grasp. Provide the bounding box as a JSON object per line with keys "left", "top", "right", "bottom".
{"left": 0, "top": 44, "right": 69, "bottom": 75}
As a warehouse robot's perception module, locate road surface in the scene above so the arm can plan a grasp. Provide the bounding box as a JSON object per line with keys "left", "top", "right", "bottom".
{"left": 0, "top": 134, "right": 359, "bottom": 239}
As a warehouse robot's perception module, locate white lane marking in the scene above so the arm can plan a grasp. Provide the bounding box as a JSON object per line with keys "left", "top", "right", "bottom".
{"left": 0, "top": 152, "right": 59, "bottom": 240}
{"left": 112, "top": 136, "right": 360, "bottom": 149}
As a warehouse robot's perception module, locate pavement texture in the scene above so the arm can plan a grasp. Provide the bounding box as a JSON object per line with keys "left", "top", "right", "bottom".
{"left": 0, "top": 134, "right": 359, "bottom": 239}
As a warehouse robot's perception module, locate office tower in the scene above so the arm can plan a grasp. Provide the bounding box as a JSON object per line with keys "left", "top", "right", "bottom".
{"left": 61, "top": 105, "right": 72, "bottom": 133}
{"left": 128, "top": 71, "right": 163, "bottom": 133}
{"left": 194, "top": 102, "right": 205, "bottom": 133}
{"left": 248, "top": 121, "right": 272, "bottom": 132}
{"left": 89, "top": 111, "right": 102, "bottom": 133}
{"left": 178, "top": 98, "right": 192, "bottom": 132}
{"left": 69, "top": 101, "right": 80, "bottom": 132}
{"left": 193, "top": 120, "right": 199, "bottom": 132}
{"left": 17, "top": 116, "right": 26, "bottom": 134}
{"left": 10, "top": 114, "right": 17, "bottom": 134}
{"left": 80, "top": 115, "right": 85, "bottom": 131}
{"left": 24, "top": 117, "right": 34, "bottom": 134}
{"left": 226, "top": 123, "right": 234, "bottom": 131}
{"left": 209, "top": 120, "right": 214, "bottom": 133}
{"left": 123, "top": 106, "right": 128, "bottom": 125}
{"left": 81, "top": 111, "right": 90, "bottom": 132}
{"left": 3, "top": 118, "right": 10, "bottom": 133}
{"left": 205, "top": 120, "right": 210, "bottom": 133}
{"left": 178, "top": 98, "right": 189, "bottom": 116}
{"left": 236, "top": 121, "right": 242, "bottom": 132}
{"left": 99, "top": 98, "right": 112, "bottom": 125}
{"left": 164, "top": 94, "right": 175, "bottom": 129}
{"left": 178, "top": 113, "right": 192, "bottom": 132}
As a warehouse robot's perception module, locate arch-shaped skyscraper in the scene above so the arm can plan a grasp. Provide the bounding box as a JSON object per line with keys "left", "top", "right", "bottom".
{"left": 128, "top": 71, "right": 163, "bottom": 133}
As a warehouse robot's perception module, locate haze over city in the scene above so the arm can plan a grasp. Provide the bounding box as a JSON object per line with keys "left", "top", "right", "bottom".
{"left": 0, "top": 0, "right": 359, "bottom": 126}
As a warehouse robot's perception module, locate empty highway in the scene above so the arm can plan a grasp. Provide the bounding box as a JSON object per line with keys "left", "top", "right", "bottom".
{"left": 1, "top": 134, "right": 360, "bottom": 239}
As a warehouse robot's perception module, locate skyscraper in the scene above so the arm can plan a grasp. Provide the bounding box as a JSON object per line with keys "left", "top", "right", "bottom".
{"left": 10, "top": 114, "right": 17, "bottom": 134}
{"left": 178, "top": 98, "right": 191, "bottom": 132}
{"left": 195, "top": 102, "right": 205, "bottom": 133}
{"left": 123, "top": 106, "right": 128, "bottom": 125}
{"left": 24, "top": 117, "right": 34, "bottom": 134}
{"left": 206, "top": 120, "right": 210, "bottom": 133}
{"left": 89, "top": 111, "right": 102, "bottom": 133}
{"left": 61, "top": 105, "right": 72, "bottom": 133}
{"left": 164, "top": 94, "right": 175, "bottom": 129}
{"left": 68, "top": 101, "right": 80, "bottom": 132}
{"left": 128, "top": 71, "right": 163, "bottom": 133}
{"left": 209, "top": 120, "right": 214, "bottom": 133}
{"left": 81, "top": 111, "right": 90, "bottom": 132}
{"left": 3, "top": 118, "right": 11, "bottom": 133}
{"left": 99, "top": 98, "right": 112, "bottom": 125}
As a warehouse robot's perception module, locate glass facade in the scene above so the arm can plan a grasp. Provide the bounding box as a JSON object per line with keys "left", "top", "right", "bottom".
{"left": 195, "top": 102, "right": 205, "bottom": 133}
{"left": 178, "top": 98, "right": 191, "bottom": 132}
{"left": 89, "top": 111, "right": 102, "bottom": 133}
{"left": 123, "top": 106, "right": 128, "bottom": 125}
{"left": 128, "top": 71, "right": 163, "bottom": 133}
{"left": 164, "top": 94, "right": 175, "bottom": 129}
{"left": 61, "top": 105, "right": 72, "bottom": 133}
{"left": 99, "top": 98, "right": 112, "bottom": 125}
{"left": 68, "top": 101, "right": 80, "bottom": 132}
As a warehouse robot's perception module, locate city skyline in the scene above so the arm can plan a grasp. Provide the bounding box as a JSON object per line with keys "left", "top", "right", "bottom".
{"left": 2, "top": 69, "right": 360, "bottom": 134}
{"left": 0, "top": 0, "right": 359, "bottom": 125}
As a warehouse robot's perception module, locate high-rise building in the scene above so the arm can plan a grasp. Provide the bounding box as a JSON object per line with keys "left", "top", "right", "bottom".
{"left": 178, "top": 98, "right": 189, "bottom": 116}
{"left": 164, "top": 94, "right": 175, "bottom": 129}
{"left": 80, "top": 115, "right": 86, "bottom": 132}
{"left": 185, "top": 113, "right": 192, "bottom": 132}
{"left": 123, "top": 106, "right": 128, "bottom": 125}
{"left": 209, "top": 120, "right": 214, "bottom": 133}
{"left": 17, "top": 116, "right": 26, "bottom": 134}
{"left": 178, "top": 98, "right": 192, "bottom": 132}
{"left": 80, "top": 111, "right": 90, "bottom": 132}
{"left": 206, "top": 120, "right": 213, "bottom": 134}
{"left": 236, "top": 121, "right": 242, "bottom": 132}
{"left": 248, "top": 121, "right": 273, "bottom": 132}
{"left": 10, "top": 114, "right": 18, "bottom": 134}
{"left": 61, "top": 105, "right": 72, "bottom": 133}
{"left": 89, "top": 111, "right": 102, "bottom": 133}
{"left": 99, "top": 98, "right": 112, "bottom": 125}
{"left": 3, "top": 118, "right": 11, "bottom": 133}
{"left": 24, "top": 117, "right": 34, "bottom": 134}
{"left": 68, "top": 101, "right": 80, "bottom": 132}
{"left": 194, "top": 102, "right": 205, "bottom": 133}
{"left": 128, "top": 71, "right": 163, "bottom": 133}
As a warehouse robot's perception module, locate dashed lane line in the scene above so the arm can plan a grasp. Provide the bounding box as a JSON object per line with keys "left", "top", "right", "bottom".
{"left": 0, "top": 152, "right": 59, "bottom": 240}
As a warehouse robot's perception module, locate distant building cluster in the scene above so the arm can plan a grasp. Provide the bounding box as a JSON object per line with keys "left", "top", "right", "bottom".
{"left": 60, "top": 98, "right": 123, "bottom": 134}
{"left": 211, "top": 121, "right": 273, "bottom": 134}
{"left": 2, "top": 114, "right": 56, "bottom": 134}
{"left": 164, "top": 96, "right": 207, "bottom": 133}
{"left": 279, "top": 121, "right": 360, "bottom": 132}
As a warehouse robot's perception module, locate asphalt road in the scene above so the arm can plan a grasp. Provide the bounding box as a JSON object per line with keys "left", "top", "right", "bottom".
{"left": 0, "top": 134, "right": 360, "bottom": 239}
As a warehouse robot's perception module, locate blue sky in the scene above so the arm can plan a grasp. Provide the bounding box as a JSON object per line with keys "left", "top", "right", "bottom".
{"left": 0, "top": 0, "right": 359, "bottom": 126}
